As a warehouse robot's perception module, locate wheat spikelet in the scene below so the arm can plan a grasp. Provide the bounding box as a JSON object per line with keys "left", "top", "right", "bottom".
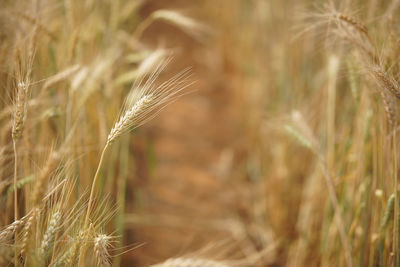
{"left": 107, "top": 94, "right": 152, "bottom": 143}
{"left": 335, "top": 13, "right": 368, "bottom": 35}
{"left": 107, "top": 94, "right": 153, "bottom": 144}
{"left": 12, "top": 81, "right": 28, "bottom": 140}
{"left": 0, "top": 212, "right": 30, "bottom": 242}
{"left": 305, "top": 4, "right": 377, "bottom": 63}
{"left": 378, "top": 194, "right": 396, "bottom": 264}
{"left": 94, "top": 234, "right": 112, "bottom": 267}
{"left": 107, "top": 60, "right": 192, "bottom": 145}
{"left": 371, "top": 67, "right": 400, "bottom": 99}
{"left": 379, "top": 90, "right": 397, "bottom": 127}
{"left": 21, "top": 207, "right": 40, "bottom": 255}
{"left": 40, "top": 210, "right": 61, "bottom": 257}
{"left": 368, "top": 66, "right": 400, "bottom": 126}
{"left": 380, "top": 194, "right": 395, "bottom": 232}
{"left": 151, "top": 257, "right": 231, "bottom": 267}
{"left": 0, "top": 220, "right": 24, "bottom": 243}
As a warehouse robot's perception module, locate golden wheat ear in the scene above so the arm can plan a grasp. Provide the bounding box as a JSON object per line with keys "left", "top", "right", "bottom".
{"left": 107, "top": 59, "right": 194, "bottom": 145}
{"left": 12, "top": 81, "right": 28, "bottom": 140}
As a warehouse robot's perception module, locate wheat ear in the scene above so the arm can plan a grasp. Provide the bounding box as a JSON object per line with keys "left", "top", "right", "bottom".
{"left": 0, "top": 211, "right": 31, "bottom": 242}
{"left": 94, "top": 234, "right": 113, "bottom": 267}
{"left": 40, "top": 210, "right": 62, "bottom": 259}
{"left": 21, "top": 207, "right": 40, "bottom": 256}
{"left": 0, "top": 219, "right": 24, "bottom": 243}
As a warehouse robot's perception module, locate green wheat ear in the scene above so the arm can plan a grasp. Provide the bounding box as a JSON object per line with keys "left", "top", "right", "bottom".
{"left": 380, "top": 194, "right": 395, "bottom": 232}
{"left": 378, "top": 193, "right": 397, "bottom": 265}
{"left": 284, "top": 124, "right": 312, "bottom": 150}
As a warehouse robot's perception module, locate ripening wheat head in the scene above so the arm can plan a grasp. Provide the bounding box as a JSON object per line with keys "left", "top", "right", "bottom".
{"left": 12, "top": 81, "right": 28, "bottom": 140}
{"left": 107, "top": 59, "right": 193, "bottom": 145}
{"left": 94, "top": 233, "right": 113, "bottom": 267}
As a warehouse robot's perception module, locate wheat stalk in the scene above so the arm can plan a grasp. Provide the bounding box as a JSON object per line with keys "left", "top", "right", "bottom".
{"left": 11, "top": 79, "right": 29, "bottom": 266}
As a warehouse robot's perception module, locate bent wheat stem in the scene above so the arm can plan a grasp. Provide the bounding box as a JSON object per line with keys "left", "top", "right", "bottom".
{"left": 78, "top": 62, "right": 190, "bottom": 266}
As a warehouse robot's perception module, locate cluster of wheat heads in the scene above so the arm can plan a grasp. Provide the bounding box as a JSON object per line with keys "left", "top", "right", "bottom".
{"left": 0, "top": 0, "right": 198, "bottom": 266}
{"left": 282, "top": 2, "right": 400, "bottom": 266}
{"left": 195, "top": 0, "right": 400, "bottom": 266}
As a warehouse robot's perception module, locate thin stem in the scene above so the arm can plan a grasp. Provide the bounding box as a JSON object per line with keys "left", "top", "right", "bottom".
{"left": 78, "top": 143, "right": 109, "bottom": 267}
{"left": 13, "top": 140, "right": 18, "bottom": 222}
{"left": 393, "top": 131, "right": 398, "bottom": 266}
{"left": 13, "top": 139, "right": 18, "bottom": 267}
{"left": 318, "top": 155, "right": 353, "bottom": 267}
{"left": 133, "top": 15, "right": 154, "bottom": 40}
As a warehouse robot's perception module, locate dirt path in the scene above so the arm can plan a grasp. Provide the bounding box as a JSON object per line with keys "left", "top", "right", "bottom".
{"left": 122, "top": 1, "right": 242, "bottom": 265}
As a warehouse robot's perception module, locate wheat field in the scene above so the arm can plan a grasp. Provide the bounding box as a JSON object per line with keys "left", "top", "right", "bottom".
{"left": 1, "top": 0, "right": 400, "bottom": 266}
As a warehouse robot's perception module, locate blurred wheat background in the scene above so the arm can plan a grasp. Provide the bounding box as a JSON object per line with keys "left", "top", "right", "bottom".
{"left": 1, "top": 0, "right": 400, "bottom": 266}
